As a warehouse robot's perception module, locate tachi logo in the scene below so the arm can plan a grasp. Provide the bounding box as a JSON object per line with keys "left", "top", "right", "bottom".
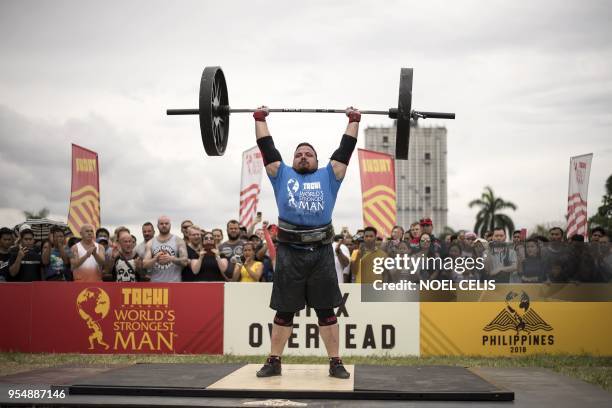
{"left": 76, "top": 287, "right": 111, "bottom": 350}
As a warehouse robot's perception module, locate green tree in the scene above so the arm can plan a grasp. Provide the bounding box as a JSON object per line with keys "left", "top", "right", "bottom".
{"left": 588, "top": 174, "right": 612, "bottom": 231}
{"left": 23, "top": 207, "right": 49, "bottom": 220}
{"left": 469, "top": 186, "right": 517, "bottom": 238}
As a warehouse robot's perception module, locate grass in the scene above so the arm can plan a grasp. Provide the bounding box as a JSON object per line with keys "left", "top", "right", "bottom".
{"left": 1, "top": 352, "right": 611, "bottom": 392}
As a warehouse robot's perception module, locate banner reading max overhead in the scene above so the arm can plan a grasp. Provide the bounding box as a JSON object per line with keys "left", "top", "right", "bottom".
{"left": 358, "top": 149, "right": 397, "bottom": 238}
{"left": 68, "top": 144, "right": 100, "bottom": 237}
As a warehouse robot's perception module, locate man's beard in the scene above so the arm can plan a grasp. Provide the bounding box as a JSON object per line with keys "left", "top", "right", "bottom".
{"left": 294, "top": 163, "right": 317, "bottom": 174}
{"left": 228, "top": 232, "right": 240, "bottom": 240}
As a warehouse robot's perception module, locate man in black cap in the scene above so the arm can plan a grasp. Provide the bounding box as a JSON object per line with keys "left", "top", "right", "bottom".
{"left": 253, "top": 105, "right": 360, "bottom": 379}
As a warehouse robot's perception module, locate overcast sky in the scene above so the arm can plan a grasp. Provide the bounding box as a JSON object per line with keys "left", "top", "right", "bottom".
{"left": 1, "top": 0, "right": 610, "bottom": 237}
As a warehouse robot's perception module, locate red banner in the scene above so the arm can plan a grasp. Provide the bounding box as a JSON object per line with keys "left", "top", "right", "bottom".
{"left": 358, "top": 149, "right": 397, "bottom": 238}
{"left": 0, "top": 282, "right": 224, "bottom": 354}
{"left": 68, "top": 144, "right": 100, "bottom": 237}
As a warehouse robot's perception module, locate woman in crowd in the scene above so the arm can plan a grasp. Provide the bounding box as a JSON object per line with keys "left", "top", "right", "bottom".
{"left": 232, "top": 242, "right": 263, "bottom": 282}
{"left": 189, "top": 231, "right": 229, "bottom": 282}
{"left": 518, "top": 238, "right": 547, "bottom": 283}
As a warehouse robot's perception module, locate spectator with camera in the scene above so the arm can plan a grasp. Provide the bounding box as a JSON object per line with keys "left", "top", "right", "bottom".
{"left": 41, "top": 226, "right": 71, "bottom": 281}
{"left": 188, "top": 230, "right": 229, "bottom": 281}
{"left": 8, "top": 226, "right": 43, "bottom": 281}
{"left": 232, "top": 242, "right": 262, "bottom": 282}
{"left": 484, "top": 227, "right": 517, "bottom": 283}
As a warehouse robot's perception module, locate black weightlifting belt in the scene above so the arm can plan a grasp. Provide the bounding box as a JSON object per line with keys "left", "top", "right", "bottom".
{"left": 277, "top": 219, "right": 334, "bottom": 246}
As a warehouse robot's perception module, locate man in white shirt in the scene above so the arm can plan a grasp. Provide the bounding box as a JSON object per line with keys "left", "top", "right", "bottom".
{"left": 332, "top": 234, "right": 350, "bottom": 284}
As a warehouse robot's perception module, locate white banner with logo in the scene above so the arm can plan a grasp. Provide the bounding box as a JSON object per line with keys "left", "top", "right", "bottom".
{"left": 239, "top": 146, "right": 264, "bottom": 229}
{"left": 223, "top": 283, "right": 419, "bottom": 356}
{"left": 567, "top": 153, "right": 593, "bottom": 238}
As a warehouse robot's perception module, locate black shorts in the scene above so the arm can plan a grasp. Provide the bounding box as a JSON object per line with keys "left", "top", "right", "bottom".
{"left": 270, "top": 243, "right": 343, "bottom": 312}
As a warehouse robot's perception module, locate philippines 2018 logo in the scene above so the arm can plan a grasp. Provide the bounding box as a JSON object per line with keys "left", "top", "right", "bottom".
{"left": 481, "top": 291, "right": 554, "bottom": 353}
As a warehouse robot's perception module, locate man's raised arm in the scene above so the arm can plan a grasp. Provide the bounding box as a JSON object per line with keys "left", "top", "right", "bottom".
{"left": 330, "top": 107, "right": 360, "bottom": 180}
{"left": 255, "top": 106, "right": 282, "bottom": 178}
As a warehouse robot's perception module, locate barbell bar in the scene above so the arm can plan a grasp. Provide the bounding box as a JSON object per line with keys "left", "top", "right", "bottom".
{"left": 166, "top": 66, "right": 455, "bottom": 159}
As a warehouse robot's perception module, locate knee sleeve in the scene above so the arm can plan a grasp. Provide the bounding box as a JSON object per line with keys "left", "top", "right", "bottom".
{"left": 273, "top": 311, "right": 294, "bottom": 327}
{"left": 315, "top": 308, "right": 337, "bottom": 326}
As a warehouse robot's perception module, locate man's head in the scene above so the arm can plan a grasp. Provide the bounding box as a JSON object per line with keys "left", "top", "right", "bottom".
{"left": 590, "top": 227, "right": 606, "bottom": 242}
{"left": 292, "top": 143, "right": 318, "bottom": 174}
{"left": 117, "top": 230, "right": 135, "bottom": 254}
{"left": 492, "top": 227, "right": 506, "bottom": 243}
{"left": 142, "top": 222, "right": 155, "bottom": 242}
{"left": 20, "top": 229, "right": 35, "bottom": 249}
{"left": 157, "top": 216, "right": 171, "bottom": 235}
{"left": 419, "top": 218, "right": 433, "bottom": 234}
{"left": 0, "top": 227, "right": 14, "bottom": 251}
{"left": 81, "top": 224, "right": 95, "bottom": 243}
{"left": 363, "top": 226, "right": 377, "bottom": 249}
{"left": 95, "top": 228, "right": 110, "bottom": 240}
{"left": 249, "top": 234, "right": 262, "bottom": 246}
{"left": 549, "top": 227, "right": 564, "bottom": 242}
{"left": 512, "top": 230, "right": 522, "bottom": 245}
{"left": 180, "top": 219, "right": 194, "bottom": 238}
{"left": 188, "top": 226, "right": 202, "bottom": 246}
{"left": 226, "top": 220, "right": 241, "bottom": 241}
{"left": 391, "top": 226, "right": 404, "bottom": 241}
{"left": 409, "top": 222, "right": 422, "bottom": 239}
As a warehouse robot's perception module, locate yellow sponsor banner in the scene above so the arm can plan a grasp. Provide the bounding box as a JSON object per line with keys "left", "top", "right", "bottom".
{"left": 421, "top": 301, "right": 612, "bottom": 356}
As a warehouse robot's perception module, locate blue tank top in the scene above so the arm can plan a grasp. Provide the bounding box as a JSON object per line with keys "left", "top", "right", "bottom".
{"left": 268, "top": 162, "right": 342, "bottom": 227}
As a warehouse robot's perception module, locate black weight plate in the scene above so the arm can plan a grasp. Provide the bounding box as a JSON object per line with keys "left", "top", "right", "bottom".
{"left": 199, "top": 66, "right": 230, "bottom": 156}
{"left": 395, "top": 68, "right": 413, "bottom": 160}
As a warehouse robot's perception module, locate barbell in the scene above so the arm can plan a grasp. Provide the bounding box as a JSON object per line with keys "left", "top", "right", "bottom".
{"left": 167, "top": 66, "right": 455, "bottom": 160}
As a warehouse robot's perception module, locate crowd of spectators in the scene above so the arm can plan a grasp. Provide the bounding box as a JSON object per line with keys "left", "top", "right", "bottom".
{"left": 0, "top": 216, "right": 610, "bottom": 284}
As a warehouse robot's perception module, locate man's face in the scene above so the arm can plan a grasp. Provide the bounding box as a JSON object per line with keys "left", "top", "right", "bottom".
{"left": 363, "top": 231, "right": 376, "bottom": 248}
{"left": 97, "top": 230, "right": 109, "bottom": 240}
{"left": 188, "top": 229, "right": 202, "bottom": 245}
{"left": 21, "top": 233, "right": 34, "bottom": 248}
{"left": 410, "top": 224, "right": 421, "bottom": 238}
{"left": 549, "top": 229, "right": 563, "bottom": 242}
{"left": 158, "top": 217, "right": 171, "bottom": 235}
{"left": 492, "top": 229, "right": 506, "bottom": 243}
{"left": 212, "top": 230, "right": 223, "bottom": 242}
{"left": 292, "top": 145, "right": 317, "bottom": 174}
{"left": 181, "top": 221, "right": 193, "bottom": 237}
{"left": 142, "top": 225, "right": 155, "bottom": 241}
{"left": 391, "top": 228, "right": 403, "bottom": 241}
{"left": 422, "top": 224, "right": 433, "bottom": 234}
{"left": 512, "top": 232, "right": 521, "bottom": 244}
{"left": 0, "top": 234, "right": 13, "bottom": 250}
{"left": 227, "top": 223, "right": 241, "bottom": 240}
{"left": 118, "top": 233, "right": 134, "bottom": 253}
{"left": 591, "top": 230, "right": 603, "bottom": 242}
{"left": 81, "top": 226, "right": 94, "bottom": 241}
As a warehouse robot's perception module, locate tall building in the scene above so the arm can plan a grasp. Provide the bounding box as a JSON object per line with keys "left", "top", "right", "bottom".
{"left": 364, "top": 121, "right": 448, "bottom": 236}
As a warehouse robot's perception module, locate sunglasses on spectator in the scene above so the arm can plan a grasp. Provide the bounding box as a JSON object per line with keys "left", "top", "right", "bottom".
{"left": 182, "top": 225, "right": 192, "bottom": 229}
{"left": 203, "top": 236, "right": 214, "bottom": 240}
{"left": 420, "top": 238, "right": 431, "bottom": 243}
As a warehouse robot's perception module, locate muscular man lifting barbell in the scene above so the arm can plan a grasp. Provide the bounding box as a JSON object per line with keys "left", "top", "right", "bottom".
{"left": 253, "top": 105, "right": 360, "bottom": 379}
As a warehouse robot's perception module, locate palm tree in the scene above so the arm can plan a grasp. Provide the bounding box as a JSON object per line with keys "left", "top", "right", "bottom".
{"left": 23, "top": 207, "right": 50, "bottom": 220}
{"left": 469, "top": 187, "right": 517, "bottom": 238}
